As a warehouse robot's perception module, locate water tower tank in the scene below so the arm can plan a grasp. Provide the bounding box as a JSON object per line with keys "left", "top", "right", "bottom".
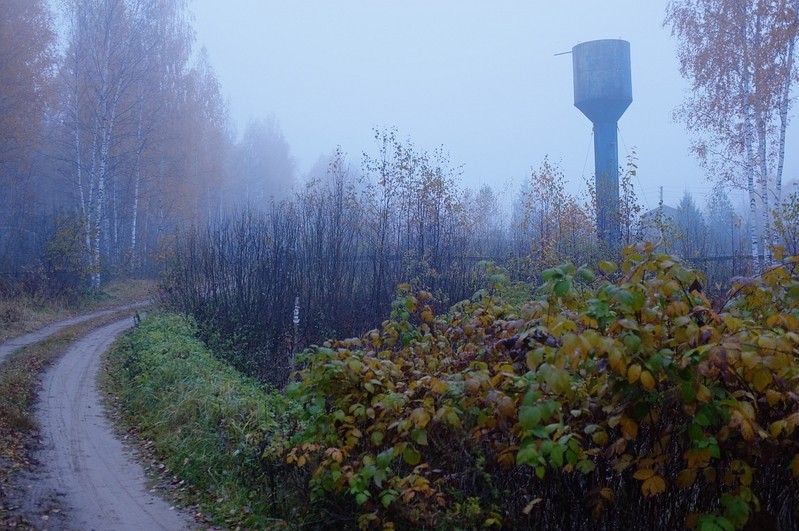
{"left": 572, "top": 39, "right": 632, "bottom": 245}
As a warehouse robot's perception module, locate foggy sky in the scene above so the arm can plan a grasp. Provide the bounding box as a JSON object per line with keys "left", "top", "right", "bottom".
{"left": 190, "top": 1, "right": 799, "bottom": 210}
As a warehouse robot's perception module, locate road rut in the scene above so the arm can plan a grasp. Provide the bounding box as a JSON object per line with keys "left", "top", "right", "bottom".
{"left": 9, "top": 316, "right": 193, "bottom": 530}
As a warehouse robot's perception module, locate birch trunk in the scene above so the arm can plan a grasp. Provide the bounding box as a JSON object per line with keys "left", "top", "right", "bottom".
{"left": 741, "top": 27, "right": 761, "bottom": 274}
{"left": 774, "top": 1, "right": 799, "bottom": 251}
{"left": 757, "top": 114, "right": 771, "bottom": 267}
{"left": 130, "top": 95, "right": 143, "bottom": 272}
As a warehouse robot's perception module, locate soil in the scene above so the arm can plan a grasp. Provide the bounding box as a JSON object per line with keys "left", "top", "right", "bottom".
{"left": 2, "top": 314, "right": 195, "bottom": 530}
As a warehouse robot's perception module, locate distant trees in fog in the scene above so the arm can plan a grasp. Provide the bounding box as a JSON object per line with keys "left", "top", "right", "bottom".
{"left": 0, "top": 0, "right": 301, "bottom": 294}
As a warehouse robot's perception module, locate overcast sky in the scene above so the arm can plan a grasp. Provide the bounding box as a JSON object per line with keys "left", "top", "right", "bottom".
{"left": 190, "top": 1, "right": 799, "bottom": 210}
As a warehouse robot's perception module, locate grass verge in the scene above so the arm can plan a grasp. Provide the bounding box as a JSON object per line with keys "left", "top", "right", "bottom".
{"left": 101, "top": 312, "right": 305, "bottom": 529}
{"left": 0, "top": 307, "right": 143, "bottom": 527}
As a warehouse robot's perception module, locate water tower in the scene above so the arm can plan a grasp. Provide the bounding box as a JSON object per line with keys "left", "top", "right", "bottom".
{"left": 572, "top": 39, "right": 632, "bottom": 245}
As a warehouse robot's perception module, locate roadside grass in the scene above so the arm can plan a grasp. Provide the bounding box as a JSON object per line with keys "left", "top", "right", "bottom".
{"left": 0, "top": 308, "right": 142, "bottom": 525}
{"left": 0, "top": 278, "right": 155, "bottom": 343}
{"left": 101, "top": 313, "right": 306, "bottom": 529}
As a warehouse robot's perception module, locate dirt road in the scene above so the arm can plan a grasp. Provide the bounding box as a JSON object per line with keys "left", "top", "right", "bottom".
{"left": 6, "top": 316, "right": 194, "bottom": 530}
{"left": 0, "top": 302, "right": 149, "bottom": 365}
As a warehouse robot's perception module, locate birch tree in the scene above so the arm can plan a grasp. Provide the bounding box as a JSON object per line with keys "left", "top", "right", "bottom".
{"left": 665, "top": 0, "right": 799, "bottom": 272}
{"left": 60, "top": 0, "right": 148, "bottom": 288}
{"left": 58, "top": 0, "right": 200, "bottom": 284}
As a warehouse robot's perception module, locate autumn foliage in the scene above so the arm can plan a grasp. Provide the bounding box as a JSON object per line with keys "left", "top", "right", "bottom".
{"left": 286, "top": 244, "right": 799, "bottom": 530}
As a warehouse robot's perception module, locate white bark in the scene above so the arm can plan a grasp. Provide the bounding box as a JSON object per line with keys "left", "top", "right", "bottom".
{"left": 741, "top": 13, "right": 761, "bottom": 274}
{"left": 130, "top": 97, "right": 142, "bottom": 272}
{"left": 774, "top": 1, "right": 799, "bottom": 252}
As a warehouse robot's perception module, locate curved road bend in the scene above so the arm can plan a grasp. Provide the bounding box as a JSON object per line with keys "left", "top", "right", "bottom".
{"left": 0, "top": 301, "right": 149, "bottom": 365}
{"left": 6, "top": 311, "right": 194, "bottom": 530}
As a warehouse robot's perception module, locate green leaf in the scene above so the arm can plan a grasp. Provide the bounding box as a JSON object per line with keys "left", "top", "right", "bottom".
{"left": 516, "top": 441, "right": 539, "bottom": 466}
{"left": 550, "top": 444, "right": 564, "bottom": 468}
{"left": 577, "top": 267, "right": 595, "bottom": 282}
{"left": 376, "top": 449, "right": 393, "bottom": 469}
{"left": 599, "top": 261, "right": 618, "bottom": 274}
{"left": 554, "top": 279, "right": 572, "bottom": 297}
{"left": 380, "top": 489, "right": 398, "bottom": 508}
{"left": 576, "top": 459, "right": 596, "bottom": 474}
{"left": 403, "top": 447, "right": 421, "bottom": 466}
{"left": 519, "top": 405, "right": 542, "bottom": 430}
{"left": 541, "top": 268, "right": 559, "bottom": 282}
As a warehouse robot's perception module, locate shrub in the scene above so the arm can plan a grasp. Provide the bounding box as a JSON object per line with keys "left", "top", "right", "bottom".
{"left": 287, "top": 243, "right": 799, "bottom": 530}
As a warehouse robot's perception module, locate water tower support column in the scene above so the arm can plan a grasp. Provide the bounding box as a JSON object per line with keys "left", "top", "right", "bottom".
{"left": 594, "top": 121, "right": 620, "bottom": 244}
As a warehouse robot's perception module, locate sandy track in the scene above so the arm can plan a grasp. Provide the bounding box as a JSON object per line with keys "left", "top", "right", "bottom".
{"left": 12, "top": 317, "right": 194, "bottom": 530}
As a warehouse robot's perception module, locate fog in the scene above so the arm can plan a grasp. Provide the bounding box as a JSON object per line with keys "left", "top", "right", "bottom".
{"left": 189, "top": 1, "right": 795, "bottom": 209}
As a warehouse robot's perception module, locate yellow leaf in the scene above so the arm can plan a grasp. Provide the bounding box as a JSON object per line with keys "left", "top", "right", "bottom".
{"left": 608, "top": 348, "right": 626, "bottom": 374}
{"left": 620, "top": 416, "right": 638, "bottom": 440}
{"left": 786, "top": 412, "right": 799, "bottom": 434}
{"left": 766, "top": 389, "right": 783, "bottom": 407}
{"left": 791, "top": 454, "right": 799, "bottom": 477}
{"left": 685, "top": 448, "right": 711, "bottom": 469}
{"left": 770, "top": 420, "right": 786, "bottom": 438}
{"left": 741, "top": 350, "right": 758, "bottom": 369}
{"left": 409, "top": 407, "right": 431, "bottom": 429}
{"left": 430, "top": 379, "right": 449, "bottom": 394}
{"left": 522, "top": 498, "right": 543, "bottom": 514}
{"left": 752, "top": 367, "right": 772, "bottom": 392}
{"left": 627, "top": 364, "right": 642, "bottom": 384}
{"left": 640, "top": 370, "right": 656, "bottom": 391}
{"left": 592, "top": 431, "right": 609, "bottom": 446}
{"left": 757, "top": 334, "right": 777, "bottom": 351}
{"left": 633, "top": 468, "right": 655, "bottom": 480}
{"left": 766, "top": 314, "right": 782, "bottom": 329}
{"left": 729, "top": 410, "right": 755, "bottom": 441}
{"left": 675, "top": 468, "right": 697, "bottom": 489}
{"left": 695, "top": 384, "right": 712, "bottom": 403}
{"left": 599, "top": 487, "right": 614, "bottom": 501}
{"left": 641, "top": 474, "right": 667, "bottom": 496}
